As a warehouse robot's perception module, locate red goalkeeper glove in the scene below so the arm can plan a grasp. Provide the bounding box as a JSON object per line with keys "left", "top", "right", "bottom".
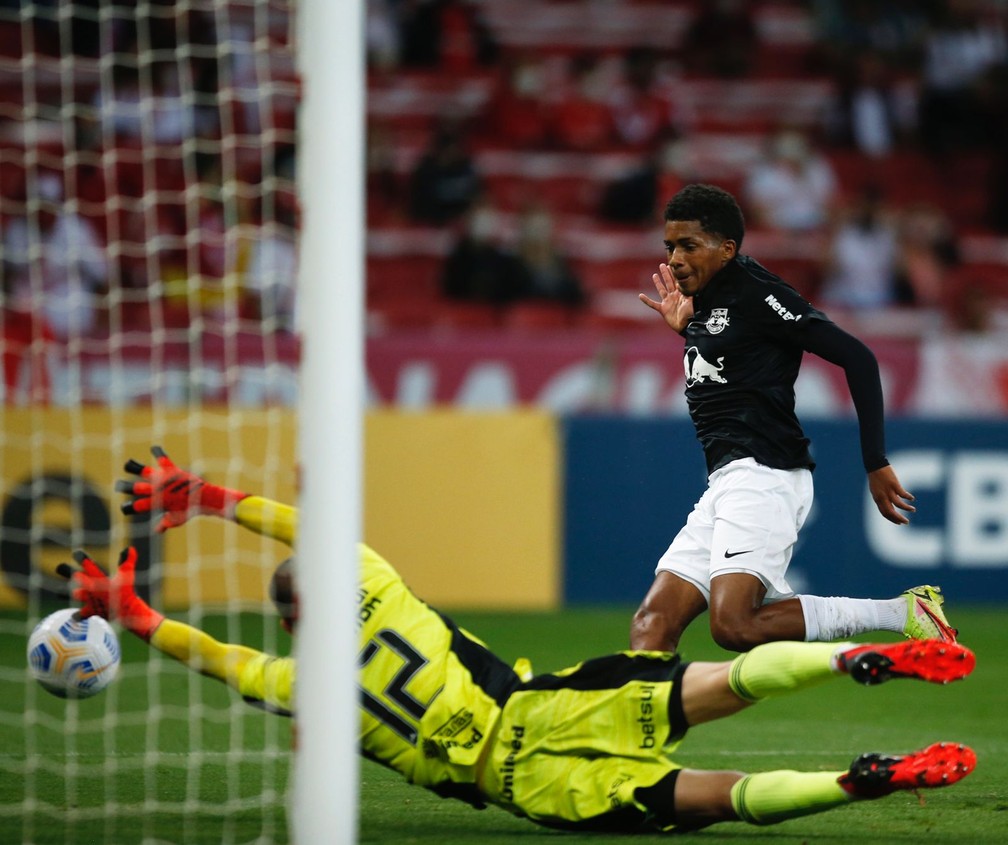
{"left": 58, "top": 547, "right": 165, "bottom": 641}
{"left": 116, "top": 445, "right": 249, "bottom": 533}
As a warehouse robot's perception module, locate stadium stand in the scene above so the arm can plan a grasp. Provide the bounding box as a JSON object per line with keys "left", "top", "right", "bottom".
{"left": 361, "top": 0, "right": 1008, "bottom": 337}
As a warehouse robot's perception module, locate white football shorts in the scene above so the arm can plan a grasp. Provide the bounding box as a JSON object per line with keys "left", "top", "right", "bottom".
{"left": 655, "top": 457, "right": 813, "bottom": 604}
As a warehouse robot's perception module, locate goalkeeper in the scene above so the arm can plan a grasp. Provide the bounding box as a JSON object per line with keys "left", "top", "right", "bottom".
{"left": 62, "top": 447, "right": 978, "bottom": 833}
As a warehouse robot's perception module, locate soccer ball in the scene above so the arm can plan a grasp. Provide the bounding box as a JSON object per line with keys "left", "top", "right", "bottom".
{"left": 27, "top": 608, "right": 121, "bottom": 699}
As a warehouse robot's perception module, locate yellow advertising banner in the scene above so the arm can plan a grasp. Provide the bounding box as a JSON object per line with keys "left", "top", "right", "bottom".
{"left": 0, "top": 407, "right": 559, "bottom": 611}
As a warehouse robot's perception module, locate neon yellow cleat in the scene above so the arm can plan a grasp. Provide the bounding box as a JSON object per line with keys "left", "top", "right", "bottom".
{"left": 902, "top": 585, "right": 958, "bottom": 643}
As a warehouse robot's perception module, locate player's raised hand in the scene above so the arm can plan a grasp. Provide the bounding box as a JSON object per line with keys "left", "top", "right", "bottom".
{"left": 639, "top": 263, "right": 694, "bottom": 334}
{"left": 116, "top": 445, "right": 248, "bottom": 533}
{"left": 56, "top": 547, "right": 165, "bottom": 641}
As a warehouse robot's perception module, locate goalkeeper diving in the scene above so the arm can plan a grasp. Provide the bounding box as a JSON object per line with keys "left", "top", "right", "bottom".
{"left": 58, "top": 447, "right": 978, "bottom": 833}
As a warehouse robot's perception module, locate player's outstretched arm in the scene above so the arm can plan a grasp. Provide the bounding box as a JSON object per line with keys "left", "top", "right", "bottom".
{"left": 58, "top": 547, "right": 291, "bottom": 711}
{"left": 117, "top": 445, "right": 298, "bottom": 546}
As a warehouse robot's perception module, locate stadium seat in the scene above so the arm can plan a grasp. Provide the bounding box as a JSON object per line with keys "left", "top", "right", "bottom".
{"left": 433, "top": 301, "right": 503, "bottom": 330}
{"left": 503, "top": 302, "right": 577, "bottom": 331}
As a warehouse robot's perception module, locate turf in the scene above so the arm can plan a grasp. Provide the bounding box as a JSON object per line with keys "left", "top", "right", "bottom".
{"left": 2, "top": 606, "right": 1007, "bottom": 844}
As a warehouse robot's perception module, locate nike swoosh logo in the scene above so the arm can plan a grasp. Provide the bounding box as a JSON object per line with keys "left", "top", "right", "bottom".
{"left": 724, "top": 549, "right": 754, "bottom": 558}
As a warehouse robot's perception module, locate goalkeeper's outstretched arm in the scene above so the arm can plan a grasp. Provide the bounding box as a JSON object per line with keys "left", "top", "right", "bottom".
{"left": 60, "top": 547, "right": 295, "bottom": 715}
{"left": 117, "top": 445, "right": 298, "bottom": 547}
{"left": 233, "top": 494, "right": 298, "bottom": 548}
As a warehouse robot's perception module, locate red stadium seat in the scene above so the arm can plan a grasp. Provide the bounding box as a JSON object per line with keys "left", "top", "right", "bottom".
{"left": 504, "top": 301, "right": 577, "bottom": 330}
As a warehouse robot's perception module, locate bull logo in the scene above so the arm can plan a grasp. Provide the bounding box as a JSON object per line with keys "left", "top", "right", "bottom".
{"left": 684, "top": 347, "right": 727, "bottom": 386}
{"left": 705, "top": 308, "right": 730, "bottom": 334}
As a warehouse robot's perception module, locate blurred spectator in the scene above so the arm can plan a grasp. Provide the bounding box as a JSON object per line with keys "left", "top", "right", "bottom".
{"left": 608, "top": 48, "right": 670, "bottom": 150}
{"left": 92, "top": 58, "right": 218, "bottom": 145}
{"left": 681, "top": 0, "right": 758, "bottom": 78}
{"left": 399, "top": 0, "right": 498, "bottom": 72}
{"left": 367, "top": 0, "right": 401, "bottom": 73}
{"left": 408, "top": 117, "right": 483, "bottom": 224}
{"left": 161, "top": 153, "right": 245, "bottom": 322}
{"left": 481, "top": 53, "right": 551, "bottom": 150}
{"left": 976, "top": 62, "right": 1008, "bottom": 230}
{"left": 818, "top": 186, "right": 900, "bottom": 309}
{"left": 599, "top": 134, "right": 690, "bottom": 225}
{"left": 550, "top": 53, "right": 616, "bottom": 152}
{"left": 743, "top": 129, "right": 839, "bottom": 231}
{"left": 92, "top": 62, "right": 144, "bottom": 141}
{"left": 946, "top": 275, "right": 995, "bottom": 333}
{"left": 367, "top": 118, "right": 404, "bottom": 222}
{"left": 809, "top": 0, "right": 927, "bottom": 75}
{"left": 1, "top": 172, "right": 108, "bottom": 340}
{"left": 822, "top": 52, "right": 909, "bottom": 157}
{"left": 1, "top": 307, "right": 53, "bottom": 404}
{"left": 241, "top": 198, "right": 298, "bottom": 333}
{"left": 511, "top": 206, "right": 586, "bottom": 306}
{"left": 893, "top": 203, "right": 961, "bottom": 307}
{"left": 917, "top": 0, "right": 1008, "bottom": 156}
{"left": 440, "top": 200, "right": 519, "bottom": 304}
{"left": 148, "top": 59, "right": 219, "bottom": 144}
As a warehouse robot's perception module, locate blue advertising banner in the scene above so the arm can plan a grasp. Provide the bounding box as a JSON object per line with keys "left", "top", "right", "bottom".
{"left": 562, "top": 417, "right": 1008, "bottom": 605}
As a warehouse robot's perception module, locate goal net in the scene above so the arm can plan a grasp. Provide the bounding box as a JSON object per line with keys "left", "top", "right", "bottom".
{"left": 0, "top": 2, "right": 341, "bottom": 842}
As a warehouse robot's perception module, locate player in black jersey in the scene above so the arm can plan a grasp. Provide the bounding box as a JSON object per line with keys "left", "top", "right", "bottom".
{"left": 630, "top": 184, "right": 957, "bottom": 654}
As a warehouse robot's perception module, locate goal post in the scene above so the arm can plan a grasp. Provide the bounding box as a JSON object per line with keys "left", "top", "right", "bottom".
{"left": 0, "top": 1, "right": 359, "bottom": 842}
{"left": 292, "top": 0, "right": 363, "bottom": 842}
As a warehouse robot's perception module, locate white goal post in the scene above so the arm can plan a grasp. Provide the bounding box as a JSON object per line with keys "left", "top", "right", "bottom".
{"left": 293, "top": 0, "right": 362, "bottom": 842}
{"left": 0, "top": 1, "right": 360, "bottom": 842}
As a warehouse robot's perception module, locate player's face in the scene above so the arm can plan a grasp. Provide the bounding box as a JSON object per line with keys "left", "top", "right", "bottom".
{"left": 663, "top": 220, "right": 736, "bottom": 297}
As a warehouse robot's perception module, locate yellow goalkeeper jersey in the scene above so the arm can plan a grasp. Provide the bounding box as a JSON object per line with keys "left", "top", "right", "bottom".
{"left": 234, "top": 543, "right": 691, "bottom": 829}
{"left": 357, "top": 544, "right": 520, "bottom": 802}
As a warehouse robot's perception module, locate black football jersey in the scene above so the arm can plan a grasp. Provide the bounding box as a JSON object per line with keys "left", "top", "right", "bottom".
{"left": 682, "top": 255, "right": 829, "bottom": 474}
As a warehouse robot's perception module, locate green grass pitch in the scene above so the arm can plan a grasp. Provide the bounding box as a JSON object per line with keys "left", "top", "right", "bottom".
{"left": 2, "top": 606, "right": 1007, "bottom": 844}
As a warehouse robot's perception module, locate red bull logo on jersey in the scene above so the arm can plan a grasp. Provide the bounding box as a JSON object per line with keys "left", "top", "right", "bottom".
{"left": 684, "top": 347, "right": 727, "bottom": 387}
{"left": 764, "top": 294, "right": 803, "bottom": 322}
{"left": 705, "top": 308, "right": 730, "bottom": 334}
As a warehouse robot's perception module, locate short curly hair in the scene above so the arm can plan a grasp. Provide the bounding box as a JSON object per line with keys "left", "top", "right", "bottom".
{"left": 664, "top": 184, "right": 745, "bottom": 247}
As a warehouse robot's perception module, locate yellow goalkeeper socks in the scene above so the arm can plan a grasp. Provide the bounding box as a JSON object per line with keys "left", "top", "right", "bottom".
{"left": 730, "top": 770, "right": 850, "bottom": 825}
{"left": 727, "top": 641, "right": 841, "bottom": 702}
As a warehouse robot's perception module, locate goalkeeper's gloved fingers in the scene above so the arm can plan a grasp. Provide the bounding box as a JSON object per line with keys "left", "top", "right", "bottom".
{"left": 118, "top": 546, "right": 138, "bottom": 571}
{"left": 122, "top": 445, "right": 176, "bottom": 479}
{"left": 56, "top": 551, "right": 112, "bottom": 620}
{"left": 123, "top": 458, "right": 148, "bottom": 476}
{"left": 74, "top": 553, "right": 109, "bottom": 580}
{"left": 116, "top": 479, "right": 156, "bottom": 517}
{"left": 114, "top": 478, "right": 150, "bottom": 496}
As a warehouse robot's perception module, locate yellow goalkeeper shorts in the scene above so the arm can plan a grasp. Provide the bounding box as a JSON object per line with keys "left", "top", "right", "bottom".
{"left": 481, "top": 650, "right": 689, "bottom": 832}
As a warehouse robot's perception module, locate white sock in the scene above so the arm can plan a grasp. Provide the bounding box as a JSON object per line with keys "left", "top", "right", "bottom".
{"left": 797, "top": 595, "right": 904, "bottom": 642}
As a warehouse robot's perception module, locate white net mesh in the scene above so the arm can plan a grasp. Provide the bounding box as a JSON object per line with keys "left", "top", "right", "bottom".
{"left": 1, "top": 3, "right": 300, "bottom": 842}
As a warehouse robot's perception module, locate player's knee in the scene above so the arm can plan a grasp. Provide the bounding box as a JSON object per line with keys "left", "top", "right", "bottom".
{"left": 630, "top": 605, "right": 679, "bottom": 652}
{"left": 708, "top": 616, "right": 763, "bottom": 653}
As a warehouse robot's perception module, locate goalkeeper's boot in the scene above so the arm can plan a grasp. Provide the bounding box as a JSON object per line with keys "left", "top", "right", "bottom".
{"left": 837, "top": 640, "right": 975, "bottom": 686}
{"left": 838, "top": 742, "right": 976, "bottom": 798}
{"left": 901, "top": 585, "right": 958, "bottom": 643}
